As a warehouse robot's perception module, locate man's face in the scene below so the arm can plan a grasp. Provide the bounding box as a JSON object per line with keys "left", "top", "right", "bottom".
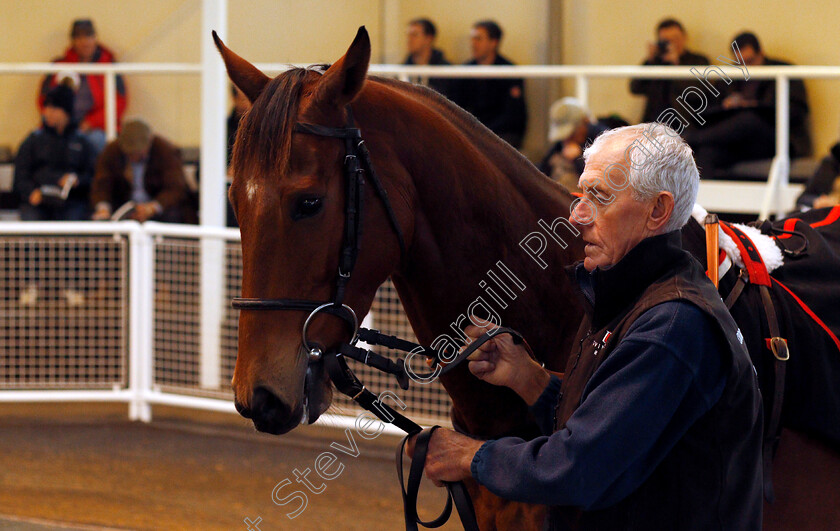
{"left": 72, "top": 35, "right": 97, "bottom": 62}
{"left": 406, "top": 24, "right": 433, "bottom": 56}
{"left": 470, "top": 27, "right": 498, "bottom": 63}
{"left": 738, "top": 45, "right": 764, "bottom": 66}
{"left": 657, "top": 26, "right": 686, "bottom": 56}
{"left": 42, "top": 106, "right": 69, "bottom": 129}
{"left": 572, "top": 138, "right": 656, "bottom": 271}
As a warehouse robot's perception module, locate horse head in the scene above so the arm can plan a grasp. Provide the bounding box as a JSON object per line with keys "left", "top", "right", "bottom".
{"left": 215, "top": 28, "right": 408, "bottom": 434}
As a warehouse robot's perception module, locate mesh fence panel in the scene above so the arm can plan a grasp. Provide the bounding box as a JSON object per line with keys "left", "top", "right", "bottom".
{"left": 151, "top": 234, "right": 451, "bottom": 424}
{"left": 0, "top": 235, "right": 127, "bottom": 389}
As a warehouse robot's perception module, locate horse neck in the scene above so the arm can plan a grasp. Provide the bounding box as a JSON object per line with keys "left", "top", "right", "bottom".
{"left": 357, "top": 83, "right": 586, "bottom": 436}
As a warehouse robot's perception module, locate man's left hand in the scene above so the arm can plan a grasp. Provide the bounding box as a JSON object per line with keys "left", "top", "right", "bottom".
{"left": 132, "top": 202, "right": 159, "bottom": 222}
{"left": 404, "top": 428, "right": 484, "bottom": 486}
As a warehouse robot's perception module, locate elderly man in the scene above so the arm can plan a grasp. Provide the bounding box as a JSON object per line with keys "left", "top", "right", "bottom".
{"left": 91, "top": 119, "right": 193, "bottom": 223}
{"left": 408, "top": 124, "right": 764, "bottom": 529}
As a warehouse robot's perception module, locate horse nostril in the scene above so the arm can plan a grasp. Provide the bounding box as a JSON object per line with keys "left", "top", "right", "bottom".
{"left": 234, "top": 400, "right": 252, "bottom": 419}
{"left": 250, "top": 386, "right": 293, "bottom": 433}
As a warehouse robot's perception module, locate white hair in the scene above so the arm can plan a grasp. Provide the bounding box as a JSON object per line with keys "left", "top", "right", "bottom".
{"left": 582, "top": 123, "right": 699, "bottom": 232}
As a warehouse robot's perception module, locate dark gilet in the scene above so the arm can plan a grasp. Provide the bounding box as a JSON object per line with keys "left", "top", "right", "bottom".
{"left": 549, "top": 231, "right": 763, "bottom": 531}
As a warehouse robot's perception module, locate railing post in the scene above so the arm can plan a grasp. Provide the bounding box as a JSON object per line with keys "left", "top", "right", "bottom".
{"left": 128, "top": 223, "right": 153, "bottom": 422}
{"left": 760, "top": 76, "right": 790, "bottom": 220}
{"left": 575, "top": 74, "right": 589, "bottom": 108}
{"left": 198, "top": 0, "right": 228, "bottom": 390}
{"left": 104, "top": 71, "right": 117, "bottom": 141}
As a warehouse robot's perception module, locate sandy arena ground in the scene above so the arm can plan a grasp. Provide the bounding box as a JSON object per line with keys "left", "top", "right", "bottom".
{"left": 0, "top": 403, "right": 460, "bottom": 530}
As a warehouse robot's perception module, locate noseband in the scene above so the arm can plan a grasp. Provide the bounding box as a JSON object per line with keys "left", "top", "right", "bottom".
{"left": 230, "top": 102, "right": 480, "bottom": 531}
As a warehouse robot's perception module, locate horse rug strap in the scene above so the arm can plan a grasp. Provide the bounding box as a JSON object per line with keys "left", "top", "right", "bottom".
{"left": 720, "top": 221, "right": 787, "bottom": 503}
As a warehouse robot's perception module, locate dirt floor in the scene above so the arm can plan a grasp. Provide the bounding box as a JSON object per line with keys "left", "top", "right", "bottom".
{"left": 0, "top": 403, "right": 460, "bottom": 530}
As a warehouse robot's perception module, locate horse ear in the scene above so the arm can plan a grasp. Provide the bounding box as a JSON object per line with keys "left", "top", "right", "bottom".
{"left": 314, "top": 26, "right": 371, "bottom": 108}
{"left": 212, "top": 31, "right": 270, "bottom": 103}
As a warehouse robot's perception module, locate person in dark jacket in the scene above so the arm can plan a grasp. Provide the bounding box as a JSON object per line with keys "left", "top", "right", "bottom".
{"left": 630, "top": 19, "right": 710, "bottom": 123}
{"left": 685, "top": 32, "right": 811, "bottom": 179}
{"left": 538, "top": 97, "right": 609, "bottom": 192}
{"left": 406, "top": 124, "right": 764, "bottom": 530}
{"left": 14, "top": 80, "right": 95, "bottom": 221}
{"left": 90, "top": 119, "right": 194, "bottom": 223}
{"left": 450, "top": 20, "right": 527, "bottom": 149}
{"left": 403, "top": 18, "right": 453, "bottom": 99}
{"left": 38, "top": 19, "right": 127, "bottom": 155}
{"left": 797, "top": 141, "right": 840, "bottom": 209}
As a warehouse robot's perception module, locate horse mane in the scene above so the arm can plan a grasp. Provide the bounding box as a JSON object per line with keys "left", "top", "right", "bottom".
{"left": 234, "top": 66, "right": 571, "bottom": 202}
{"left": 368, "top": 76, "right": 569, "bottom": 198}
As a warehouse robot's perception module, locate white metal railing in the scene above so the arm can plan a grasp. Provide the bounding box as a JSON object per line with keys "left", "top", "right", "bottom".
{"left": 1, "top": 62, "right": 833, "bottom": 219}
{"left": 0, "top": 221, "right": 434, "bottom": 435}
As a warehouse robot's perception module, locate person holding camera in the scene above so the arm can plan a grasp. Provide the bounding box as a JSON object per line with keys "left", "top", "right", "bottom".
{"left": 629, "top": 19, "right": 709, "bottom": 123}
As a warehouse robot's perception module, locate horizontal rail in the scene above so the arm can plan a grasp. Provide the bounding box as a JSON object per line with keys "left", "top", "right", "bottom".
{"left": 0, "top": 220, "right": 141, "bottom": 235}
{"left": 3, "top": 62, "right": 840, "bottom": 79}
{"left": 0, "top": 390, "right": 134, "bottom": 402}
{"left": 0, "top": 63, "right": 202, "bottom": 75}
{"left": 144, "top": 221, "right": 241, "bottom": 241}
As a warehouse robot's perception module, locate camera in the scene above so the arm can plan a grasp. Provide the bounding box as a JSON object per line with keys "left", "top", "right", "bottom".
{"left": 657, "top": 39, "right": 670, "bottom": 56}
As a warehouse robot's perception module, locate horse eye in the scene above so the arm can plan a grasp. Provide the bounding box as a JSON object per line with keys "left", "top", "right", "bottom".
{"left": 293, "top": 196, "right": 323, "bottom": 220}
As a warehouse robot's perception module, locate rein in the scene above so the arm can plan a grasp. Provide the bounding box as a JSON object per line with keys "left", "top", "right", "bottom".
{"left": 231, "top": 104, "right": 488, "bottom": 531}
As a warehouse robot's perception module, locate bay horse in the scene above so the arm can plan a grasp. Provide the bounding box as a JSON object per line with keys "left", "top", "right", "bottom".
{"left": 216, "top": 27, "right": 840, "bottom": 530}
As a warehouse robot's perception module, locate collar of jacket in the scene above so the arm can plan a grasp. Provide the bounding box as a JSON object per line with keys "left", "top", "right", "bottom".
{"left": 572, "top": 230, "right": 688, "bottom": 329}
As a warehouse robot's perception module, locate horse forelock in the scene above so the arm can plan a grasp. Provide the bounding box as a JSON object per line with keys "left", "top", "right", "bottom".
{"left": 231, "top": 67, "right": 320, "bottom": 182}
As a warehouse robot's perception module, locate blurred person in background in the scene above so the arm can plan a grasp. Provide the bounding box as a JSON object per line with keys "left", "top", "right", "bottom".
{"left": 91, "top": 119, "right": 195, "bottom": 223}
{"left": 630, "top": 18, "right": 709, "bottom": 123}
{"left": 14, "top": 80, "right": 95, "bottom": 221}
{"left": 797, "top": 140, "right": 840, "bottom": 209}
{"left": 39, "top": 19, "right": 127, "bottom": 155}
{"left": 403, "top": 17, "right": 453, "bottom": 98}
{"left": 539, "top": 97, "right": 609, "bottom": 192}
{"left": 450, "top": 20, "right": 527, "bottom": 149}
{"left": 685, "top": 32, "right": 811, "bottom": 179}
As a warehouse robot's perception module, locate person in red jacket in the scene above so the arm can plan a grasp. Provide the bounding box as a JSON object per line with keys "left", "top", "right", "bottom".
{"left": 38, "top": 19, "right": 127, "bottom": 155}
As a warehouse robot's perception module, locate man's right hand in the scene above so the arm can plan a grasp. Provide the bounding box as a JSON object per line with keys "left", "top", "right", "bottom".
{"left": 462, "top": 320, "right": 550, "bottom": 405}
{"left": 29, "top": 189, "right": 42, "bottom": 206}
{"left": 92, "top": 207, "right": 111, "bottom": 221}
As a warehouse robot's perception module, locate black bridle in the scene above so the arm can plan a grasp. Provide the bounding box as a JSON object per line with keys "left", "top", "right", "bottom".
{"left": 231, "top": 105, "right": 479, "bottom": 531}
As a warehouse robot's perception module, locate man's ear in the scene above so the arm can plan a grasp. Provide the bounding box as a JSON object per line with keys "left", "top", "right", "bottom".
{"left": 648, "top": 191, "right": 675, "bottom": 232}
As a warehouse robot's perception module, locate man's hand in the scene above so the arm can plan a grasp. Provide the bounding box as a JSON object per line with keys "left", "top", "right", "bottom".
{"left": 462, "top": 320, "right": 550, "bottom": 405}
{"left": 814, "top": 194, "right": 840, "bottom": 209}
{"left": 404, "top": 428, "right": 484, "bottom": 486}
{"left": 79, "top": 121, "right": 91, "bottom": 132}
{"left": 29, "top": 189, "right": 42, "bottom": 206}
{"left": 92, "top": 206, "right": 111, "bottom": 221}
{"left": 57, "top": 173, "right": 77, "bottom": 189}
{"left": 132, "top": 202, "right": 158, "bottom": 222}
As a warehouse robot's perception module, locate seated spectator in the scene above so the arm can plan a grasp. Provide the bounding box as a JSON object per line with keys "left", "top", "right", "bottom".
{"left": 226, "top": 85, "right": 251, "bottom": 227}
{"left": 39, "top": 19, "right": 127, "bottom": 155}
{"left": 538, "top": 98, "right": 608, "bottom": 191}
{"left": 403, "top": 18, "right": 453, "bottom": 98}
{"left": 685, "top": 32, "right": 810, "bottom": 179}
{"left": 797, "top": 141, "right": 840, "bottom": 209}
{"left": 450, "top": 20, "right": 527, "bottom": 148}
{"left": 14, "top": 80, "right": 95, "bottom": 221}
{"left": 630, "top": 18, "right": 709, "bottom": 123}
{"left": 91, "top": 119, "right": 195, "bottom": 223}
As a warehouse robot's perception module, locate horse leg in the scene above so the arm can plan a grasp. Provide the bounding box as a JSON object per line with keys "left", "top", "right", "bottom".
{"left": 763, "top": 428, "right": 840, "bottom": 530}
{"left": 464, "top": 479, "right": 547, "bottom": 530}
